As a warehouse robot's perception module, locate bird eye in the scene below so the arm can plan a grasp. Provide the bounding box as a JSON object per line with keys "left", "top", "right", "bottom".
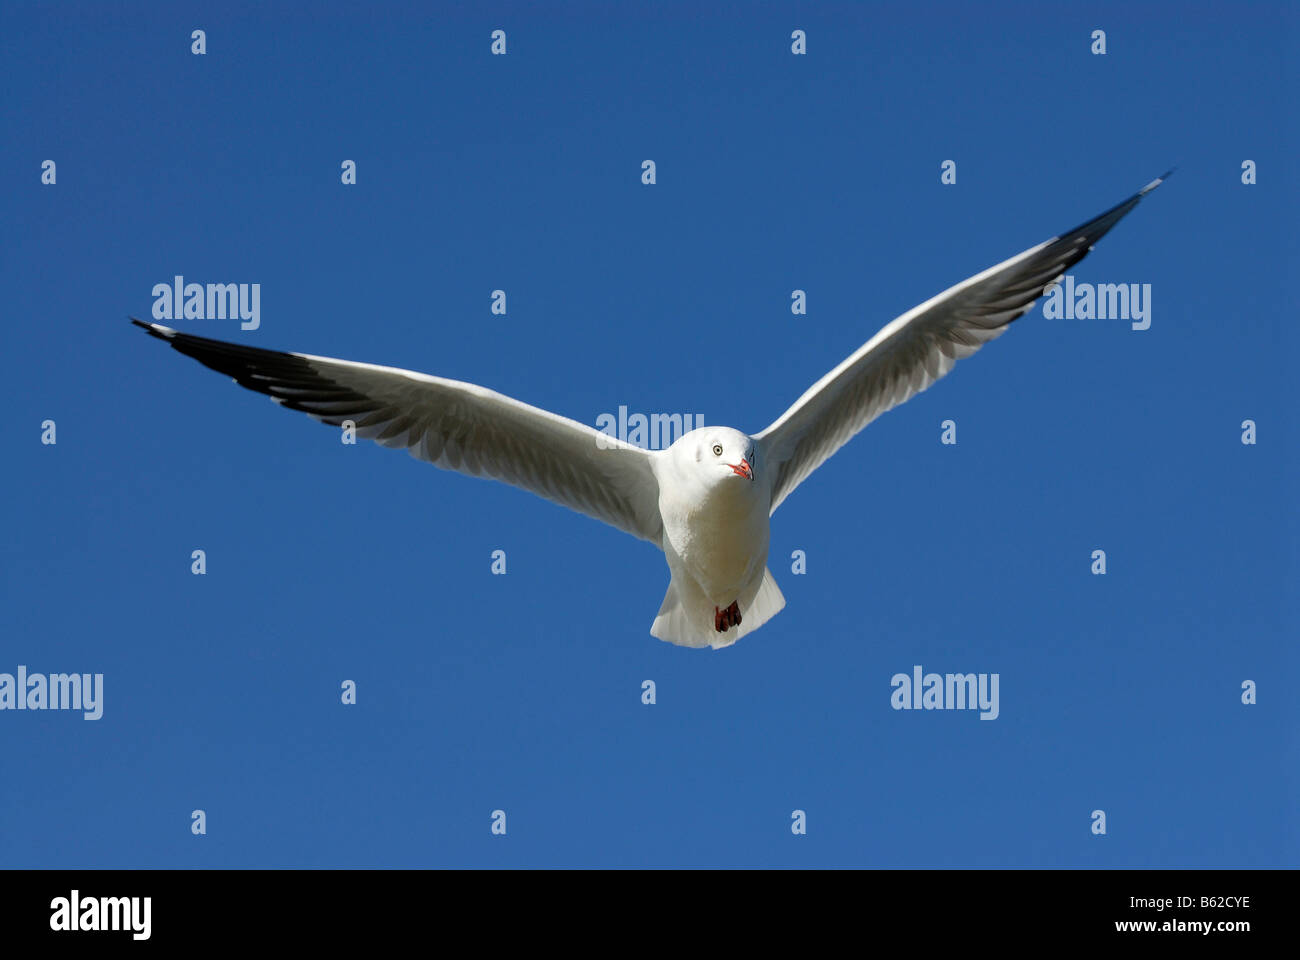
{"left": 712, "top": 444, "right": 723, "bottom": 456}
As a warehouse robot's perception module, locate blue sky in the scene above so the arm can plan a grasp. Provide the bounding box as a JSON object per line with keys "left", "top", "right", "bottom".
{"left": 1, "top": 1, "right": 1294, "bottom": 868}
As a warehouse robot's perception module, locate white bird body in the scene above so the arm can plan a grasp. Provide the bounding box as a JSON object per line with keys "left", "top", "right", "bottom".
{"left": 134, "top": 174, "right": 1167, "bottom": 649}
{"left": 652, "top": 427, "right": 781, "bottom": 648}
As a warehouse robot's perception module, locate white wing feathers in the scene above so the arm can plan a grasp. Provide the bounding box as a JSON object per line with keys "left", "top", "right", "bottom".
{"left": 132, "top": 321, "right": 665, "bottom": 544}
{"left": 756, "top": 174, "right": 1169, "bottom": 514}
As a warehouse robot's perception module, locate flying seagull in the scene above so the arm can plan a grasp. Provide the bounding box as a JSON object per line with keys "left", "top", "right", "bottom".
{"left": 134, "top": 174, "right": 1167, "bottom": 649}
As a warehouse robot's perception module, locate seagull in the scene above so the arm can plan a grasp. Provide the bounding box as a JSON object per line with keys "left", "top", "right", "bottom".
{"left": 134, "top": 174, "right": 1167, "bottom": 649}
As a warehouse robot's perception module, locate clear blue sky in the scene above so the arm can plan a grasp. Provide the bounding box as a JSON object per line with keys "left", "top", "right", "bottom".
{"left": 2, "top": 1, "right": 1294, "bottom": 868}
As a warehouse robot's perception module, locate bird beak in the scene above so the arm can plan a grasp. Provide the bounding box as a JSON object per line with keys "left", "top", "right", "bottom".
{"left": 728, "top": 458, "right": 753, "bottom": 481}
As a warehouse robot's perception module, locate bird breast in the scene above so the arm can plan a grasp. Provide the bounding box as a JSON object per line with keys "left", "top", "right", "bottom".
{"left": 659, "top": 477, "right": 770, "bottom": 602}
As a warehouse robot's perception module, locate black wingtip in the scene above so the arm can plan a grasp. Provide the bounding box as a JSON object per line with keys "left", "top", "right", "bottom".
{"left": 130, "top": 317, "right": 176, "bottom": 340}
{"left": 1138, "top": 168, "right": 1177, "bottom": 196}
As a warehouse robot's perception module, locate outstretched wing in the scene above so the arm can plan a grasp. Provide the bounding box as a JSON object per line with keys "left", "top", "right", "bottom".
{"left": 134, "top": 321, "right": 664, "bottom": 544}
{"left": 756, "top": 174, "right": 1168, "bottom": 514}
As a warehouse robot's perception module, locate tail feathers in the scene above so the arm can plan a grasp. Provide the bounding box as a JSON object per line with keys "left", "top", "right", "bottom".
{"left": 650, "top": 581, "right": 711, "bottom": 649}
{"left": 650, "top": 567, "right": 786, "bottom": 650}
{"left": 738, "top": 567, "right": 786, "bottom": 639}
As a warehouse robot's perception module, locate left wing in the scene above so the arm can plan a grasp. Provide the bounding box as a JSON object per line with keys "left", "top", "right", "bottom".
{"left": 756, "top": 173, "right": 1169, "bottom": 514}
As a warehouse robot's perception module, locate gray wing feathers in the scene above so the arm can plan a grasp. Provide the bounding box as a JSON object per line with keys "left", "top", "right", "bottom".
{"left": 756, "top": 175, "right": 1167, "bottom": 514}
{"left": 133, "top": 321, "right": 664, "bottom": 544}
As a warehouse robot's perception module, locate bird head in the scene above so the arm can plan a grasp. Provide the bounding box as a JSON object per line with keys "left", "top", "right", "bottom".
{"left": 680, "top": 427, "right": 755, "bottom": 486}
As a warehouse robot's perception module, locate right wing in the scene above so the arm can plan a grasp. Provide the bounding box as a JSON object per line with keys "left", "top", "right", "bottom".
{"left": 133, "top": 320, "right": 665, "bottom": 544}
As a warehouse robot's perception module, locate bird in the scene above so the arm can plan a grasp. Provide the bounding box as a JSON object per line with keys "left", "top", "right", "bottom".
{"left": 133, "top": 173, "right": 1168, "bottom": 649}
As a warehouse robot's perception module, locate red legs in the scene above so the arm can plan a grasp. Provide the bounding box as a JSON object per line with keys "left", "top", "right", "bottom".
{"left": 713, "top": 601, "right": 743, "bottom": 633}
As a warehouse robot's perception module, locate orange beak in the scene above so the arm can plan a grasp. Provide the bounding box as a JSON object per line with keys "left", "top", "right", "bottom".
{"left": 728, "top": 458, "right": 753, "bottom": 481}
